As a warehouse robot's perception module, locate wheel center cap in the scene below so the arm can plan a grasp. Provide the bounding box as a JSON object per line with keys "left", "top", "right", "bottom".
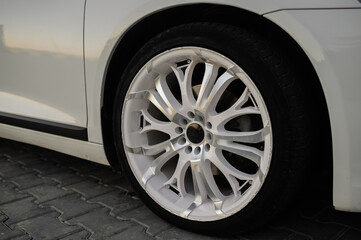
{"left": 186, "top": 123, "right": 205, "bottom": 144}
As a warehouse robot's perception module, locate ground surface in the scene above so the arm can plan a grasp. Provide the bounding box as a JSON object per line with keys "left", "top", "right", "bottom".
{"left": 0, "top": 138, "right": 360, "bottom": 240}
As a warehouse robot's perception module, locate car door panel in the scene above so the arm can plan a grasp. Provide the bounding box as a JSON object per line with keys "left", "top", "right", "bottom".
{"left": 0, "top": 0, "right": 87, "bottom": 127}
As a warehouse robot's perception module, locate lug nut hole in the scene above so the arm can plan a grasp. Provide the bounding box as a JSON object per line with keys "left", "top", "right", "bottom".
{"left": 195, "top": 115, "right": 204, "bottom": 123}
{"left": 187, "top": 112, "right": 195, "bottom": 119}
{"left": 180, "top": 118, "right": 188, "bottom": 126}
{"left": 194, "top": 146, "right": 201, "bottom": 155}
{"left": 205, "top": 144, "right": 210, "bottom": 152}
{"left": 175, "top": 127, "right": 183, "bottom": 134}
{"left": 178, "top": 137, "right": 186, "bottom": 145}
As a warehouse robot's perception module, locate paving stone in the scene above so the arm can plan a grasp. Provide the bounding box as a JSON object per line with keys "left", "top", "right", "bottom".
{"left": 0, "top": 197, "right": 52, "bottom": 226}
{"left": 0, "top": 155, "right": 17, "bottom": 167}
{"left": 271, "top": 214, "right": 344, "bottom": 240}
{"left": 0, "top": 212, "right": 7, "bottom": 221}
{"left": 44, "top": 170, "right": 87, "bottom": 186}
{"left": 297, "top": 198, "right": 330, "bottom": 220}
{"left": 10, "top": 235, "right": 32, "bottom": 240}
{"left": 114, "top": 175, "right": 135, "bottom": 192}
{"left": 33, "top": 150, "right": 60, "bottom": 159}
{"left": 0, "top": 165, "right": 33, "bottom": 179}
{"left": 316, "top": 206, "right": 361, "bottom": 230}
{"left": 0, "top": 222, "right": 28, "bottom": 240}
{"left": 89, "top": 190, "right": 143, "bottom": 214}
{"left": 6, "top": 152, "right": 38, "bottom": 163}
{"left": 42, "top": 194, "right": 101, "bottom": 220}
{"left": 30, "top": 161, "right": 65, "bottom": 175}
{"left": 40, "top": 153, "right": 69, "bottom": 164}
{"left": 239, "top": 226, "right": 294, "bottom": 240}
{"left": 67, "top": 208, "right": 143, "bottom": 239}
{"left": 9, "top": 173, "right": 51, "bottom": 190}
{"left": 0, "top": 149, "right": 21, "bottom": 157}
{"left": 58, "top": 230, "right": 91, "bottom": 240}
{"left": 288, "top": 234, "right": 312, "bottom": 240}
{"left": 0, "top": 182, "right": 29, "bottom": 205}
{"left": 120, "top": 205, "right": 173, "bottom": 235}
{"left": 16, "top": 156, "right": 46, "bottom": 167}
{"left": 65, "top": 180, "right": 115, "bottom": 199}
{"left": 2, "top": 138, "right": 361, "bottom": 240}
{"left": 107, "top": 225, "right": 155, "bottom": 240}
{"left": 337, "top": 229, "right": 361, "bottom": 240}
{"left": 0, "top": 212, "right": 29, "bottom": 240}
{"left": 13, "top": 212, "right": 84, "bottom": 239}
{"left": 157, "top": 227, "right": 227, "bottom": 240}
{"left": 25, "top": 183, "right": 73, "bottom": 203}
{"left": 86, "top": 167, "right": 123, "bottom": 185}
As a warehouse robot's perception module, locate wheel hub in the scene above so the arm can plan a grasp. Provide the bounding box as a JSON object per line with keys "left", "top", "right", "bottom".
{"left": 186, "top": 123, "right": 205, "bottom": 144}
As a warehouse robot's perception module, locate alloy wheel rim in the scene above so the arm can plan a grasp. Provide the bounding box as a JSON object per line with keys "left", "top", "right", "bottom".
{"left": 121, "top": 47, "right": 272, "bottom": 221}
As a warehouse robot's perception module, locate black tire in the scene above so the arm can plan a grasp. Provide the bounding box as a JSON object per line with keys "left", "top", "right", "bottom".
{"left": 113, "top": 23, "right": 311, "bottom": 235}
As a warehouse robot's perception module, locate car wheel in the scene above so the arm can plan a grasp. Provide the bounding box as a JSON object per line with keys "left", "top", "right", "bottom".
{"left": 113, "top": 23, "right": 311, "bottom": 234}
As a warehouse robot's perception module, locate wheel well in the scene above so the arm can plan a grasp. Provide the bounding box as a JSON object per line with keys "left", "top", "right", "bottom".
{"left": 101, "top": 3, "right": 332, "bottom": 176}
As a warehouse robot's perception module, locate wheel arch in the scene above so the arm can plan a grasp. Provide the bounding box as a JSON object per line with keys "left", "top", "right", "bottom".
{"left": 101, "top": 3, "right": 332, "bottom": 174}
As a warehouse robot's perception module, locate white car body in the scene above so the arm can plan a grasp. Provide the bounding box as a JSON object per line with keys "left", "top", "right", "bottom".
{"left": 0, "top": 0, "right": 360, "bottom": 213}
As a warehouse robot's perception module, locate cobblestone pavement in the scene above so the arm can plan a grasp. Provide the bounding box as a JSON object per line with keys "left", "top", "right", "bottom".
{"left": 0, "top": 138, "right": 360, "bottom": 240}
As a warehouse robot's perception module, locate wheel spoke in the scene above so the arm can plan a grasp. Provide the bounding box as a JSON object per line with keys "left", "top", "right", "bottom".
{"left": 196, "top": 63, "right": 219, "bottom": 109}
{"left": 141, "top": 148, "right": 178, "bottom": 186}
{"left": 213, "top": 140, "right": 262, "bottom": 166}
{"left": 127, "top": 135, "right": 187, "bottom": 157}
{"left": 164, "top": 152, "right": 190, "bottom": 197}
{"left": 212, "top": 149, "right": 255, "bottom": 181}
{"left": 190, "top": 158, "right": 208, "bottom": 205}
{"left": 212, "top": 106, "right": 261, "bottom": 129}
{"left": 214, "top": 124, "right": 270, "bottom": 144}
{"left": 203, "top": 71, "right": 237, "bottom": 113}
{"left": 140, "top": 109, "right": 180, "bottom": 139}
{"left": 225, "top": 175, "right": 241, "bottom": 197}
{"left": 201, "top": 160, "right": 227, "bottom": 217}
{"left": 155, "top": 75, "right": 182, "bottom": 113}
{"left": 212, "top": 150, "right": 255, "bottom": 196}
{"left": 181, "top": 202, "right": 198, "bottom": 218}
{"left": 127, "top": 136, "right": 188, "bottom": 186}
{"left": 128, "top": 89, "right": 176, "bottom": 121}
{"left": 187, "top": 156, "right": 227, "bottom": 217}
{"left": 170, "top": 60, "right": 197, "bottom": 109}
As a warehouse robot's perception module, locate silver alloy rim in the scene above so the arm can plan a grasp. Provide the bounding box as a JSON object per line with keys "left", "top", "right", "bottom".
{"left": 122, "top": 47, "right": 272, "bottom": 221}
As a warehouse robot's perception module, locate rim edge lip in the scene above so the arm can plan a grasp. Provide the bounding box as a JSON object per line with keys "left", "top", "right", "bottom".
{"left": 121, "top": 46, "right": 273, "bottom": 221}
